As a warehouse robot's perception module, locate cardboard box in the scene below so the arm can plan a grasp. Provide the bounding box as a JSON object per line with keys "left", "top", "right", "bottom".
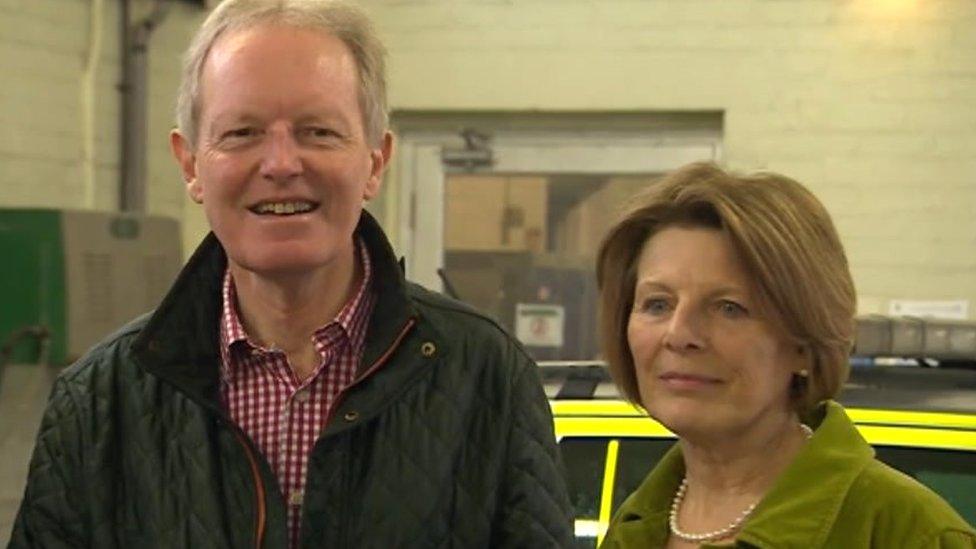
{"left": 561, "top": 176, "right": 654, "bottom": 258}
{"left": 445, "top": 175, "right": 547, "bottom": 252}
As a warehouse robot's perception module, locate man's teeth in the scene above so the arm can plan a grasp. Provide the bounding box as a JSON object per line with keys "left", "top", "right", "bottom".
{"left": 254, "top": 202, "right": 314, "bottom": 215}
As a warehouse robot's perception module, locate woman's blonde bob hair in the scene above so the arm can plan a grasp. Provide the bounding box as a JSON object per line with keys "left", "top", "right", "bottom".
{"left": 596, "top": 162, "right": 857, "bottom": 416}
{"left": 176, "top": 0, "right": 388, "bottom": 148}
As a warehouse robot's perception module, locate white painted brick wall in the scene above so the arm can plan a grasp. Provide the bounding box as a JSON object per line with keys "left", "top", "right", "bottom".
{"left": 0, "top": 0, "right": 202, "bottom": 250}
{"left": 1, "top": 0, "right": 974, "bottom": 315}
{"left": 367, "top": 0, "right": 976, "bottom": 314}
{"left": 1, "top": 0, "right": 116, "bottom": 210}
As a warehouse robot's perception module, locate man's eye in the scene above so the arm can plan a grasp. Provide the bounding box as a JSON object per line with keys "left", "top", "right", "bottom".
{"left": 302, "top": 127, "right": 339, "bottom": 139}
{"left": 223, "top": 128, "right": 255, "bottom": 139}
{"left": 718, "top": 300, "right": 748, "bottom": 318}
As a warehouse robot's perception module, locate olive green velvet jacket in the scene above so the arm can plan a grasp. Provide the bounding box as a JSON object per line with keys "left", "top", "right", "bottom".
{"left": 600, "top": 401, "right": 976, "bottom": 549}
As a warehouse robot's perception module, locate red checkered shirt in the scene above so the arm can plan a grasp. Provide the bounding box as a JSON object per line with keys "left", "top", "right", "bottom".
{"left": 218, "top": 241, "right": 375, "bottom": 548}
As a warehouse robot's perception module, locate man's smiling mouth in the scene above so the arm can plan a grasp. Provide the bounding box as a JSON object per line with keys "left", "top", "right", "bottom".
{"left": 248, "top": 201, "right": 318, "bottom": 216}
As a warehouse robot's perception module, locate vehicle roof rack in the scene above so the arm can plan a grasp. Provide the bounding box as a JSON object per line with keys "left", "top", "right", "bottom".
{"left": 538, "top": 361, "right": 610, "bottom": 399}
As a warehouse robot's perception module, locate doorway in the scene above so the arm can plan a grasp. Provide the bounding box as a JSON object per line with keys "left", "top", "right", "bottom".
{"left": 392, "top": 112, "right": 722, "bottom": 361}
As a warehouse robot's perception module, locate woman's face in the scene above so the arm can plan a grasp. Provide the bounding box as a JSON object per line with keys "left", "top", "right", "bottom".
{"left": 627, "top": 225, "right": 805, "bottom": 440}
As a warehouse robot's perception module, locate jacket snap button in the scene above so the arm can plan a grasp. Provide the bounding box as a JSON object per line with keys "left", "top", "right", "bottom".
{"left": 344, "top": 411, "right": 359, "bottom": 422}
{"left": 421, "top": 341, "right": 436, "bottom": 357}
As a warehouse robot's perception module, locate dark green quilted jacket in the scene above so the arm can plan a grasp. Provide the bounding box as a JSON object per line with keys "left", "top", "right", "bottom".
{"left": 10, "top": 212, "right": 573, "bottom": 548}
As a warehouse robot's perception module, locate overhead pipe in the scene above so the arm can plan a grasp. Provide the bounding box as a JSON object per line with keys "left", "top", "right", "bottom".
{"left": 119, "top": 0, "right": 170, "bottom": 213}
{"left": 81, "top": 0, "right": 105, "bottom": 209}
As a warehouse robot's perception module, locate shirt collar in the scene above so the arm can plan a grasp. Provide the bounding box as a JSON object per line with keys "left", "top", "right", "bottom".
{"left": 316, "top": 237, "right": 373, "bottom": 342}
{"left": 218, "top": 237, "right": 373, "bottom": 378}
{"left": 609, "top": 401, "right": 875, "bottom": 549}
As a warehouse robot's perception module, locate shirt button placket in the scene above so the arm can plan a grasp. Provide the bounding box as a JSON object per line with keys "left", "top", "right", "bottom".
{"left": 278, "top": 406, "right": 290, "bottom": 474}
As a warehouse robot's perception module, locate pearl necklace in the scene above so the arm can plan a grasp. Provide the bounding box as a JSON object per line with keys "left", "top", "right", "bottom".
{"left": 668, "top": 423, "right": 814, "bottom": 543}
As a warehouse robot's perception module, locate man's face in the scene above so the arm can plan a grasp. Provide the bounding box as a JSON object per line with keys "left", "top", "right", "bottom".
{"left": 172, "top": 24, "right": 391, "bottom": 276}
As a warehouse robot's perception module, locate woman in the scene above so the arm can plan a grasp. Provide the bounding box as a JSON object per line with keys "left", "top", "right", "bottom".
{"left": 596, "top": 162, "right": 975, "bottom": 548}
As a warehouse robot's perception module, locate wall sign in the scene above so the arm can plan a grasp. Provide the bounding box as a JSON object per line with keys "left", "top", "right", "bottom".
{"left": 515, "top": 303, "right": 565, "bottom": 348}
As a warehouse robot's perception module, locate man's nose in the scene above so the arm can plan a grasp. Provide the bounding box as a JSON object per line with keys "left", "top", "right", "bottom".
{"left": 663, "top": 305, "right": 706, "bottom": 352}
{"left": 260, "top": 127, "right": 302, "bottom": 182}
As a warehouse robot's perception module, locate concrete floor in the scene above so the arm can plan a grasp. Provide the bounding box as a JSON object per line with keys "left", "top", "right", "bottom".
{"left": 0, "top": 362, "right": 59, "bottom": 546}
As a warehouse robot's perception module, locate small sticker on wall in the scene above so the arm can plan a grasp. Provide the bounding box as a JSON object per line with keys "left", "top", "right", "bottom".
{"left": 888, "top": 300, "right": 969, "bottom": 320}
{"left": 515, "top": 303, "right": 565, "bottom": 348}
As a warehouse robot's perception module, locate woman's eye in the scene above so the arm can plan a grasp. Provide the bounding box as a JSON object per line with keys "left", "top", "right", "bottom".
{"left": 638, "top": 298, "right": 670, "bottom": 316}
{"left": 718, "top": 300, "right": 748, "bottom": 318}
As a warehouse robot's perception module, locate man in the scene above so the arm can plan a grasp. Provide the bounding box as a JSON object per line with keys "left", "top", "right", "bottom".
{"left": 10, "top": 1, "right": 572, "bottom": 547}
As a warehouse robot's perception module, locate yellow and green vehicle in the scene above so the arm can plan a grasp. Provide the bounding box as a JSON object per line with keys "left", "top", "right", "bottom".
{"left": 542, "top": 362, "right": 976, "bottom": 548}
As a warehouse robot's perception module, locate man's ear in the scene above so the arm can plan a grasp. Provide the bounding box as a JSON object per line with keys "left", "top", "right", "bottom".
{"left": 170, "top": 129, "right": 202, "bottom": 203}
{"left": 363, "top": 130, "right": 394, "bottom": 201}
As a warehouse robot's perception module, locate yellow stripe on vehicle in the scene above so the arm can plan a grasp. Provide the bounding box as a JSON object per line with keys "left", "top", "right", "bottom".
{"left": 549, "top": 400, "right": 647, "bottom": 417}
{"left": 552, "top": 401, "right": 976, "bottom": 432}
{"left": 847, "top": 408, "right": 976, "bottom": 430}
{"left": 554, "top": 417, "right": 675, "bottom": 439}
{"left": 555, "top": 416, "right": 976, "bottom": 451}
{"left": 596, "top": 440, "right": 619, "bottom": 547}
{"left": 856, "top": 425, "right": 976, "bottom": 451}
{"left": 551, "top": 400, "right": 646, "bottom": 417}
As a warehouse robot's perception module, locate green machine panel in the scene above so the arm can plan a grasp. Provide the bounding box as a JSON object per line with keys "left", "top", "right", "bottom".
{"left": 0, "top": 209, "right": 67, "bottom": 364}
{"left": 0, "top": 209, "right": 182, "bottom": 366}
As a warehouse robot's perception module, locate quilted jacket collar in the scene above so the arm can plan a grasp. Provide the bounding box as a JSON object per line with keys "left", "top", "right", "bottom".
{"left": 609, "top": 401, "right": 874, "bottom": 548}
{"left": 130, "top": 210, "right": 416, "bottom": 409}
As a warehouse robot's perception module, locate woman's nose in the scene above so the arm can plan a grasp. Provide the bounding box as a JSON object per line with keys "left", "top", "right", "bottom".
{"left": 663, "top": 306, "right": 706, "bottom": 352}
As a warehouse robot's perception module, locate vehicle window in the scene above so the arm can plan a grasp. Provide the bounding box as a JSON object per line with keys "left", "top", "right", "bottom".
{"left": 559, "top": 437, "right": 608, "bottom": 548}
{"left": 613, "top": 439, "right": 675, "bottom": 513}
{"left": 874, "top": 446, "right": 976, "bottom": 525}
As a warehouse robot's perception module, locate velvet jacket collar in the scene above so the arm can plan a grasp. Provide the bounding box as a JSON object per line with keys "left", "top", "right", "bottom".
{"left": 608, "top": 401, "right": 874, "bottom": 548}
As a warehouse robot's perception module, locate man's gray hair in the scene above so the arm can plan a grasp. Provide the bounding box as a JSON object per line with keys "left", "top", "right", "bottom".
{"left": 176, "top": 0, "right": 388, "bottom": 147}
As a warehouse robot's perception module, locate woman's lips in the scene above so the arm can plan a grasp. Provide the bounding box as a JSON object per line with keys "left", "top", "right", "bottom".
{"left": 658, "top": 372, "right": 722, "bottom": 390}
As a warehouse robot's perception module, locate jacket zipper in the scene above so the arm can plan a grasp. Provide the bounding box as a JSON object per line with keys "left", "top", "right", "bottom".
{"left": 323, "top": 317, "right": 417, "bottom": 428}
{"left": 230, "top": 426, "right": 266, "bottom": 549}
{"left": 215, "top": 317, "right": 415, "bottom": 549}
{"left": 326, "top": 317, "right": 416, "bottom": 547}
